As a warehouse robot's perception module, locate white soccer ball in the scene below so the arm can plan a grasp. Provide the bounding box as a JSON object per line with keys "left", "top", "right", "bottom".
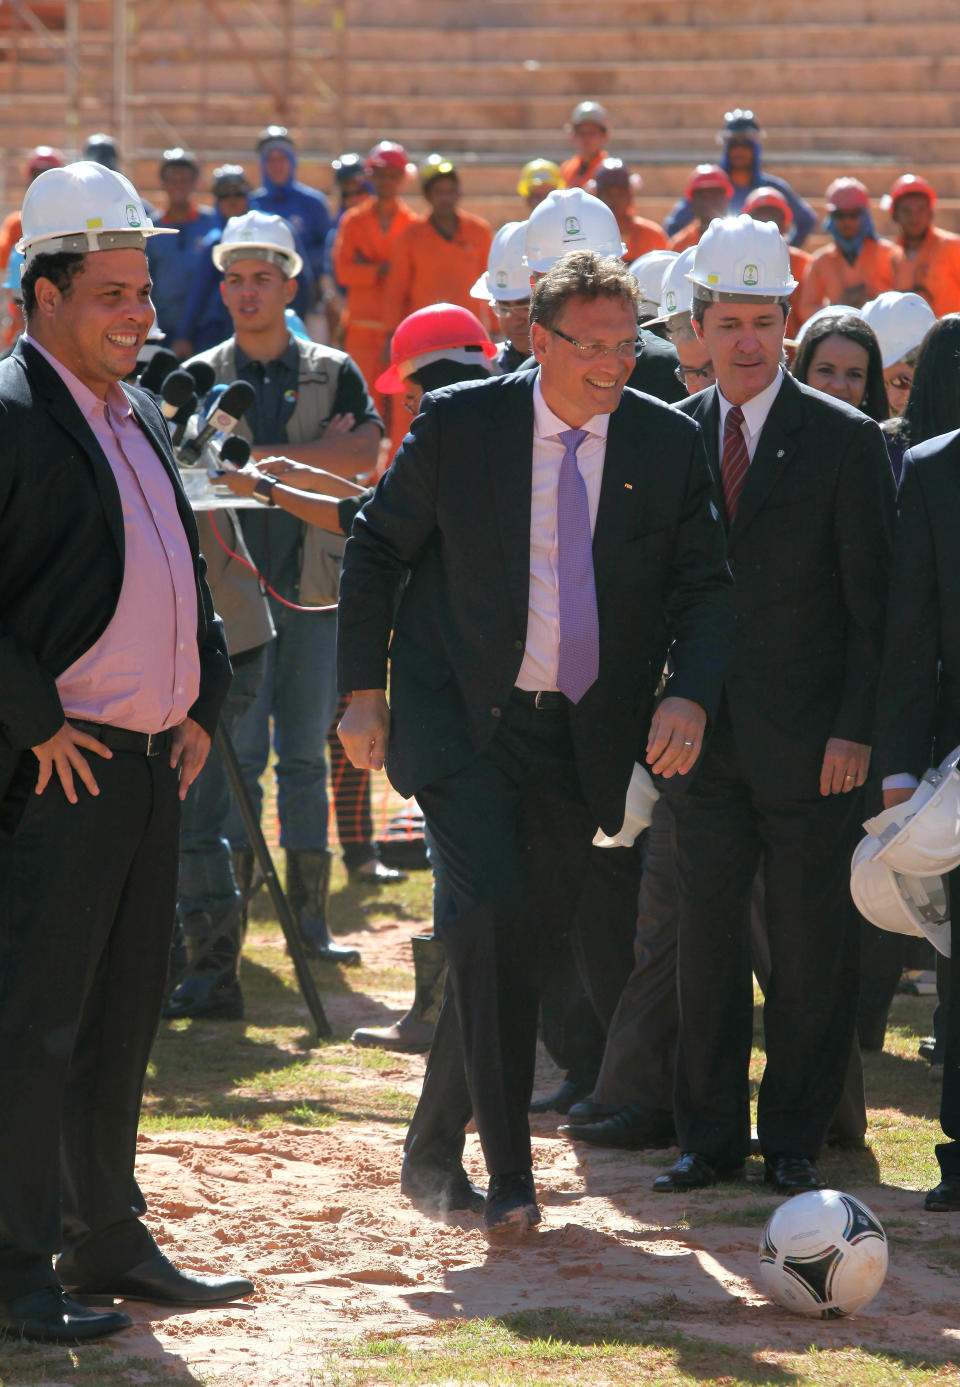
{"left": 758, "top": 1189, "right": 888, "bottom": 1318}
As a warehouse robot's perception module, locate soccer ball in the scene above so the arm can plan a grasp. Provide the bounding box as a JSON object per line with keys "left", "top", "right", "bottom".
{"left": 758, "top": 1189, "right": 888, "bottom": 1318}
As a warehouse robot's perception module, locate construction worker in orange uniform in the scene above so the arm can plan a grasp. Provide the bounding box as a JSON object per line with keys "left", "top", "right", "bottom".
{"left": 559, "top": 100, "right": 610, "bottom": 189}
{"left": 885, "top": 173, "right": 960, "bottom": 318}
{"left": 668, "top": 166, "right": 733, "bottom": 252}
{"left": 333, "top": 141, "right": 419, "bottom": 453}
{"left": 795, "top": 178, "right": 895, "bottom": 324}
{"left": 517, "top": 159, "right": 565, "bottom": 215}
{"left": 742, "top": 185, "right": 810, "bottom": 338}
{"left": 590, "top": 158, "right": 667, "bottom": 262}
{"left": 0, "top": 146, "right": 64, "bottom": 270}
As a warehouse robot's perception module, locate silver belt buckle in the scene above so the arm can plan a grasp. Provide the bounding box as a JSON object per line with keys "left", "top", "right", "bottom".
{"left": 144, "top": 732, "right": 156, "bottom": 756}
{"left": 534, "top": 690, "right": 544, "bottom": 709}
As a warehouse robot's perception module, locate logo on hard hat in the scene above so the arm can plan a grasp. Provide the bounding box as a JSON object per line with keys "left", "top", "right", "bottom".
{"left": 742, "top": 263, "right": 759, "bottom": 287}
{"left": 496, "top": 269, "right": 507, "bottom": 288}
{"left": 665, "top": 290, "right": 677, "bottom": 311}
{"left": 564, "top": 216, "right": 581, "bottom": 237}
{"left": 124, "top": 203, "right": 141, "bottom": 228}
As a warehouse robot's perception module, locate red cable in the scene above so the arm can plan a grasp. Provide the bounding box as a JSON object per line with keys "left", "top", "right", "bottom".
{"left": 207, "top": 512, "right": 338, "bottom": 614}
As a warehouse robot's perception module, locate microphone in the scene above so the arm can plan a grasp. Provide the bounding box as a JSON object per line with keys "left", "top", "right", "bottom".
{"left": 184, "top": 359, "right": 216, "bottom": 398}
{"left": 159, "top": 369, "right": 196, "bottom": 420}
{"left": 213, "top": 435, "right": 252, "bottom": 474}
{"left": 171, "top": 393, "right": 199, "bottom": 450}
{"left": 177, "top": 380, "right": 256, "bottom": 464}
{"left": 137, "top": 348, "right": 178, "bottom": 395}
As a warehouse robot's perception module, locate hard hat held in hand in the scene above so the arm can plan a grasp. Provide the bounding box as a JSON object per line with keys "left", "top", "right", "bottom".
{"left": 593, "top": 762, "right": 660, "bottom": 848}
{"left": 861, "top": 291, "right": 936, "bottom": 368}
{"left": 376, "top": 303, "right": 497, "bottom": 393}
{"left": 864, "top": 745, "right": 960, "bottom": 880}
{"left": 212, "top": 210, "right": 303, "bottom": 278}
{"left": 686, "top": 213, "right": 798, "bottom": 301}
{"left": 471, "top": 220, "right": 529, "bottom": 302}
{"left": 523, "top": 188, "right": 624, "bottom": 273}
{"left": 850, "top": 836, "right": 951, "bottom": 957}
{"left": 17, "top": 161, "right": 174, "bottom": 264}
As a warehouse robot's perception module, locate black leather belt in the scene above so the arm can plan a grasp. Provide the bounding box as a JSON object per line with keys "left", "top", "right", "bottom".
{"left": 511, "top": 689, "right": 566, "bottom": 710}
{"left": 69, "top": 719, "right": 173, "bottom": 758}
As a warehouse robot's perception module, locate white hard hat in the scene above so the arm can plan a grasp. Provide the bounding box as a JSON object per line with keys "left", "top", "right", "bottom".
{"left": 212, "top": 210, "right": 303, "bottom": 277}
{"left": 861, "top": 291, "right": 936, "bottom": 368}
{"left": 471, "top": 220, "right": 529, "bottom": 302}
{"left": 850, "top": 835, "right": 950, "bottom": 953}
{"left": 17, "top": 161, "right": 173, "bottom": 265}
{"left": 791, "top": 303, "right": 861, "bottom": 346}
{"left": 593, "top": 762, "right": 660, "bottom": 848}
{"left": 686, "top": 213, "right": 798, "bottom": 300}
{"left": 863, "top": 745, "right": 960, "bottom": 878}
{"left": 645, "top": 247, "right": 699, "bottom": 326}
{"left": 628, "top": 249, "right": 678, "bottom": 311}
{"left": 523, "top": 188, "right": 624, "bottom": 273}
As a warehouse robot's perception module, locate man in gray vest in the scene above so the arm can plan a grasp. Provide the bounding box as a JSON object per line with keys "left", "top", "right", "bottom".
{"left": 190, "top": 211, "right": 382, "bottom": 963}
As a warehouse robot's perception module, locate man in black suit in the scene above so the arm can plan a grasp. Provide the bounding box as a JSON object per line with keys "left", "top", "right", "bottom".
{"left": 654, "top": 214, "right": 895, "bottom": 1196}
{"left": 0, "top": 162, "right": 250, "bottom": 1344}
{"left": 874, "top": 427, "right": 960, "bottom": 1210}
{"left": 338, "top": 250, "right": 735, "bottom": 1233}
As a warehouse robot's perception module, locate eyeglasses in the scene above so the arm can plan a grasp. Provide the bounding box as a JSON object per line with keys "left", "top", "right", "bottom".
{"left": 887, "top": 374, "right": 913, "bottom": 391}
{"left": 674, "top": 363, "right": 714, "bottom": 384}
{"left": 493, "top": 299, "right": 531, "bottom": 316}
{"left": 550, "top": 326, "right": 637, "bottom": 361}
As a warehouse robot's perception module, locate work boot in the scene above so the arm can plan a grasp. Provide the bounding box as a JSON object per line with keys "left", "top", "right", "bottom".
{"left": 163, "top": 901, "right": 245, "bottom": 1021}
{"left": 284, "top": 848, "right": 361, "bottom": 966}
{"left": 352, "top": 933, "right": 445, "bottom": 1051}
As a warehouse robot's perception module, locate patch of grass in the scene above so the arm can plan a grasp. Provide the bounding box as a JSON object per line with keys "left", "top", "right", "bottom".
{"left": 0, "top": 1345, "right": 205, "bottom": 1385}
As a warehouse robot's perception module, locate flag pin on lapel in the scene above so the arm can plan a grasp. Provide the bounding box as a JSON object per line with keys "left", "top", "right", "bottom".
{"left": 777, "top": 449, "right": 785, "bottom": 458}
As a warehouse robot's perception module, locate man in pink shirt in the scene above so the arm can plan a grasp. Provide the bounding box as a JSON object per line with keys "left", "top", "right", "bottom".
{"left": 0, "top": 162, "right": 248, "bottom": 1344}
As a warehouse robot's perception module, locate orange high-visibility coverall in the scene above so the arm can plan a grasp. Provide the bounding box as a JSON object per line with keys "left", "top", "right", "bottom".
{"left": 891, "top": 226, "right": 960, "bottom": 318}
{"left": 786, "top": 246, "right": 812, "bottom": 340}
{"left": 333, "top": 194, "right": 418, "bottom": 452}
{"left": 794, "top": 237, "right": 896, "bottom": 325}
{"left": 622, "top": 215, "right": 668, "bottom": 261}
{"left": 559, "top": 150, "right": 609, "bottom": 191}
{"left": 668, "top": 221, "right": 704, "bottom": 253}
{"left": 0, "top": 212, "right": 21, "bottom": 271}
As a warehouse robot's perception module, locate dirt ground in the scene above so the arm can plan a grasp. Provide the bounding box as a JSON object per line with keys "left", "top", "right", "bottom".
{"left": 86, "top": 920, "right": 960, "bottom": 1383}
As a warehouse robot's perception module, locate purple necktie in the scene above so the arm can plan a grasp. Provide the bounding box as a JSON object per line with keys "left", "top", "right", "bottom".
{"left": 556, "top": 427, "right": 599, "bottom": 703}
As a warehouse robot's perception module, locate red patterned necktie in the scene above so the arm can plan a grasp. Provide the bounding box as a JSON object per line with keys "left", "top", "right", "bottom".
{"left": 720, "top": 404, "right": 749, "bottom": 523}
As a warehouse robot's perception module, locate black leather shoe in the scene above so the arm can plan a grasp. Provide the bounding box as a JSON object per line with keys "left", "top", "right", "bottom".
{"left": 529, "top": 1076, "right": 594, "bottom": 1115}
{"left": 924, "top": 1176, "right": 960, "bottom": 1211}
{"left": 400, "top": 1155, "right": 486, "bottom": 1214}
{"left": 0, "top": 1287, "right": 132, "bottom": 1343}
{"left": 66, "top": 1251, "right": 254, "bottom": 1306}
{"left": 764, "top": 1155, "right": 825, "bottom": 1195}
{"left": 564, "top": 1097, "right": 625, "bottom": 1126}
{"left": 561, "top": 1103, "right": 675, "bottom": 1150}
{"left": 163, "top": 973, "right": 244, "bottom": 1021}
{"left": 653, "top": 1151, "right": 742, "bottom": 1192}
{"left": 483, "top": 1172, "right": 541, "bottom": 1234}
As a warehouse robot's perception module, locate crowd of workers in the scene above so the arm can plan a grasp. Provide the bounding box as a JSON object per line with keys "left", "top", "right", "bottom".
{"left": 2, "top": 97, "right": 960, "bottom": 1339}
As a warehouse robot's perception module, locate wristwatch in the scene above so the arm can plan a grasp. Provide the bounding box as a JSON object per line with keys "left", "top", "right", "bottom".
{"left": 252, "top": 474, "right": 278, "bottom": 506}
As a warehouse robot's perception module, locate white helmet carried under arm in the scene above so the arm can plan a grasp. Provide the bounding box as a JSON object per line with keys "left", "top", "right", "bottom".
{"left": 593, "top": 762, "right": 660, "bottom": 849}
{"left": 17, "top": 161, "right": 173, "bottom": 265}
{"left": 863, "top": 745, "right": 960, "bottom": 879}
{"left": 686, "top": 213, "right": 798, "bottom": 302}
{"left": 523, "top": 188, "right": 624, "bottom": 273}
{"left": 471, "top": 220, "right": 529, "bottom": 302}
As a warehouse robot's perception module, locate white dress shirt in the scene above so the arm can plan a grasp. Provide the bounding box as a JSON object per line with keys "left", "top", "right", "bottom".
{"left": 515, "top": 376, "right": 609, "bottom": 691}
{"left": 716, "top": 367, "right": 784, "bottom": 464}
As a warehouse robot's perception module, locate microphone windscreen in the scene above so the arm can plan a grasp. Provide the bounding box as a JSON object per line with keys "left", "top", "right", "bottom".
{"left": 185, "top": 360, "right": 217, "bottom": 397}
{"left": 161, "top": 369, "right": 197, "bottom": 410}
{"left": 219, "top": 436, "right": 252, "bottom": 468}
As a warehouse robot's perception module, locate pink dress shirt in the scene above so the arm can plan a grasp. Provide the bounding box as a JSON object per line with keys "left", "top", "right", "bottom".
{"left": 515, "top": 375, "right": 609, "bottom": 692}
{"left": 25, "top": 335, "right": 200, "bottom": 733}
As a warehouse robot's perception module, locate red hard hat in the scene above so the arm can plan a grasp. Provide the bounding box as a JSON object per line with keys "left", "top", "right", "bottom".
{"left": 27, "top": 145, "right": 65, "bottom": 177}
{"left": 376, "top": 303, "right": 498, "bottom": 393}
{"left": 743, "top": 185, "right": 793, "bottom": 230}
{"left": 365, "top": 141, "right": 409, "bottom": 173}
{"left": 882, "top": 173, "right": 937, "bottom": 212}
{"left": 825, "top": 177, "right": 870, "bottom": 212}
{"left": 686, "top": 164, "right": 734, "bottom": 200}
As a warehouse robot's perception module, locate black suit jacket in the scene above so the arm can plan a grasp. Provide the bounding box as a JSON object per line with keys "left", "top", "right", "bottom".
{"left": 677, "top": 373, "right": 895, "bottom": 799}
{"left": 0, "top": 338, "right": 231, "bottom": 799}
{"left": 337, "top": 370, "right": 735, "bottom": 833}
{"left": 875, "top": 429, "right": 960, "bottom": 780}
